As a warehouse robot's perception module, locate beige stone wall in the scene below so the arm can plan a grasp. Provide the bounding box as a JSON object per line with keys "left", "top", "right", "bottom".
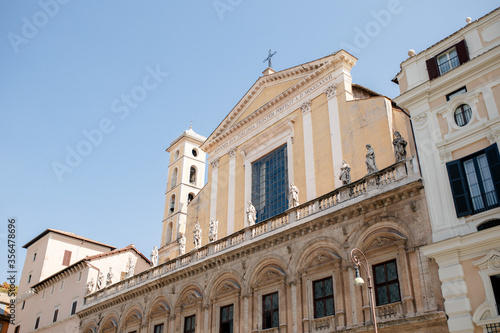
{"left": 80, "top": 182, "right": 447, "bottom": 333}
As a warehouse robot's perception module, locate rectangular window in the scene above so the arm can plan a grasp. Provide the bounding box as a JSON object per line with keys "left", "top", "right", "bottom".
{"left": 41, "top": 290, "right": 45, "bottom": 300}
{"left": 252, "top": 144, "right": 288, "bottom": 223}
{"left": 313, "top": 277, "right": 335, "bottom": 318}
{"left": 184, "top": 315, "right": 195, "bottom": 333}
{"left": 34, "top": 316, "right": 41, "bottom": 330}
{"left": 220, "top": 304, "right": 234, "bottom": 333}
{"left": 426, "top": 40, "right": 469, "bottom": 80}
{"left": 446, "top": 144, "right": 500, "bottom": 217}
{"left": 77, "top": 271, "right": 82, "bottom": 282}
{"left": 62, "top": 250, "right": 72, "bottom": 266}
{"left": 446, "top": 86, "right": 467, "bottom": 101}
{"left": 491, "top": 274, "right": 500, "bottom": 315}
{"left": 28, "top": 274, "right": 32, "bottom": 284}
{"left": 154, "top": 324, "right": 164, "bottom": 333}
{"left": 51, "top": 285, "right": 54, "bottom": 295}
{"left": 262, "top": 292, "right": 279, "bottom": 329}
{"left": 373, "top": 260, "right": 401, "bottom": 306}
{"left": 21, "top": 301, "right": 25, "bottom": 310}
{"left": 53, "top": 308, "right": 59, "bottom": 322}
{"left": 71, "top": 300, "right": 78, "bottom": 315}
{"left": 33, "top": 252, "right": 37, "bottom": 261}
{"left": 60, "top": 281, "right": 64, "bottom": 291}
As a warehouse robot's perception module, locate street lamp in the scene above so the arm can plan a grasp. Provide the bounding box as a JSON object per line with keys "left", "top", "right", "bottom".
{"left": 350, "top": 248, "right": 378, "bottom": 333}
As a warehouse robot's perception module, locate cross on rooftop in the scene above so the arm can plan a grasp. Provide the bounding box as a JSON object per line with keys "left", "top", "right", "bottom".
{"left": 263, "top": 49, "right": 277, "bottom": 68}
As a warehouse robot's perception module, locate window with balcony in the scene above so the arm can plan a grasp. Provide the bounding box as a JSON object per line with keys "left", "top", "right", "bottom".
{"left": 262, "top": 292, "right": 279, "bottom": 329}
{"left": 373, "top": 260, "right": 401, "bottom": 306}
{"left": 220, "top": 304, "right": 234, "bottom": 333}
{"left": 313, "top": 277, "right": 335, "bottom": 318}
{"left": 447, "top": 144, "right": 500, "bottom": 217}
{"left": 426, "top": 40, "right": 469, "bottom": 80}
{"left": 184, "top": 315, "right": 195, "bottom": 333}
{"left": 252, "top": 144, "right": 288, "bottom": 223}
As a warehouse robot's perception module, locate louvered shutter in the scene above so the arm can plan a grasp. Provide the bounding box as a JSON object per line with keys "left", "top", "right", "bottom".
{"left": 455, "top": 40, "right": 469, "bottom": 65}
{"left": 485, "top": 143, "right": 500, "bottom": 201}
{"left": 446, "top": 160, "right": 472, "bottom": 217}
{"left": 426, "top": 58, "right": 439, "bottom": 80}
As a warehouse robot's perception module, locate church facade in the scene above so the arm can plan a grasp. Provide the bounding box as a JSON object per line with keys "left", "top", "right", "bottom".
{"left": 78, "top": 50, "right": 447, "bottom": 333}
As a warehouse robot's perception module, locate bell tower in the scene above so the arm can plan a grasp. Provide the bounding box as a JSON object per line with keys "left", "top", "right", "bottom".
{"left": 159, "top": 127, "right": 206, "bottom": 263}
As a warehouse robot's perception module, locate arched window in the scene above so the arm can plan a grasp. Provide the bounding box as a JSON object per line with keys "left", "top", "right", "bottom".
{"left": 187, "top": 193, "right": 194, "bottom": 204}
{"left": 189, "top": 166, "right": 197, "bottom": 185}
{"left": 169, "top": 195, "right": 176, "bottom": 214}
{"left": 454, "top": 104, "right": 472, "bottom": 127}
{"left": 171, "top": 168, "right": 178, "bottom": 190}
{"left": 477, "top": 219, "right": 500, "bottom": 231}
{"left": 165, "top": 222, "right": 173, "bottom": 244}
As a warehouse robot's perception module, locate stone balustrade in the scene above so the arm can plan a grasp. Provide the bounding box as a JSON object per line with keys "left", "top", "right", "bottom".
{"left": 84, "top": 159, "right": 418, "bottom": 307}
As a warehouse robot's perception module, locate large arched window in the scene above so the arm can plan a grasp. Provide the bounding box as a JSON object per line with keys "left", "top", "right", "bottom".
{"left": 190, "top": 166, "right": 197, "bottom": 185}
{"left": 171, "top": 168, "right": 178, "bottom": 190}
{"left": 169, "top": 195, "right": 176, "bottom": 214}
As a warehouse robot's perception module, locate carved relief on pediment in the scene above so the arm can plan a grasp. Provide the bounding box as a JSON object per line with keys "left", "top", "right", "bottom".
{"left": 254, "top": 265, "right": 286, "bottom": 287}
{"left": 179, "top": 290, "right": 202, "bottom": 309}
{"left": 150, "top": 301, "right": 170, "bottom": 319}
{"left": 123, "top": 311, "right": 142, "bottom": 326}
{"left": 302, "top": 249, "right": 340, "bottom": 272}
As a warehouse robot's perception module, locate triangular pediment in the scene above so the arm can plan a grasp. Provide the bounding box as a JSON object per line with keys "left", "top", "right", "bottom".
{"left": 201, "top": 50, "right": 357, "bottom": 154}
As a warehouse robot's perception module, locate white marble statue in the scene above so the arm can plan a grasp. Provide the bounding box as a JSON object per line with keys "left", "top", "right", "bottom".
{"left": 125, "top": 255, "right": 136, "bottom": 278}
{"left": 193, "top": 222, "right": 202, "bottom": 249}
{"left": 246, "top": 201, "right": 257, "bottom": 226}
{"left": 365, "top": 144, "right": 378, "bottom": 174}
{"left": 96, "top": 271, "right": 104, "bottom": 290}
{"left": 151, "top": 245, "right": 159, "bottom": 267}
{"left": 289, "top": 183, "right": 299, "bottom": 208}
{"left": 86, "top": 278, "right": 94, "bottom": 295}
{"left": 393, "top": 131, "right": 407, "bottom": 162}
{"left": 178, "top": 233, "right": 186, "bottom": 255}
{"left": 339, "top": 160, "right": 351, "bottom": 185}
{"left": 208, "top": 219, "right": 218, "bottom": 243}
{"left": 106, "top": 267, "right": 113, "bottom": 286}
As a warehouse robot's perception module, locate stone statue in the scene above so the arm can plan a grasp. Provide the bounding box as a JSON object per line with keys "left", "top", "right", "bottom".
{"left": 246, "top": 201, "right": 257, "bottom": 226}
{"left": 96, "top": 272, "right": 104, "bottom": 290}
{"left": 178, "top": 233, "right": 186, "bottom": 255}
{"left": 106, "top": 267, "right": 113, "bottom": 286}
{"left": 86, "top": 278, "right": 94, "bottom": 295}
{"left": 125, "top": 255, "right": 136, "bottom": 278}
{"left": 365, "top": 144, "right": 378, "bottom": 174}
{"left": 289, "top": 183, "right": 299, "bottom": 208}
{"left": 208, "top": 219, "right": 218, "bottom": 243}
{"left": 339, "top": 160, "right": 351, "bottom": 185}
{"left": 393, "top": 131, "right": 407, "bottom": 162}
{"left": 151, "top": 245, "right": 159, "bottom": 267}
{"left": 193, "top": 222, "right": 202, "bottom": 249}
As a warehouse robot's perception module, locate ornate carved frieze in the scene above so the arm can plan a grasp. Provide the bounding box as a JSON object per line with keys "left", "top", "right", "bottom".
{"left": 301, "top": 100, "right": 312, "bottom": 114}
{"left": 412, "top": 113, "right": 428, "bottom": 128}
{"left": 324, "top": 84, "right": 337, "bottom": 99}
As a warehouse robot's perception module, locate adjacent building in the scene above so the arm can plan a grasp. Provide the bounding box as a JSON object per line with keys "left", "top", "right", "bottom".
{"left": 393, "top": 8, "right": 500, "bottom": 333}
{"left": 79, "top": 51, "right": 447, "bottom": 332}
{"left": 12, "top": 229, "right": 150, "bottom": 333}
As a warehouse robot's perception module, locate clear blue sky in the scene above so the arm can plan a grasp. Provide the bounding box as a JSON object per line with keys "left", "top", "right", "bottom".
{"left": 1, "top": 1, "right": 498, "bottom": 281}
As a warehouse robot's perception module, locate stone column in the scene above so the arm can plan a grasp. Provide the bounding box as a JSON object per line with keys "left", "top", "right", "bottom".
{"left": 301, "top": 100, "right": 317, "bottom": 200}
{"left": 397, "top": 241, "right": 415, "bottom": 317}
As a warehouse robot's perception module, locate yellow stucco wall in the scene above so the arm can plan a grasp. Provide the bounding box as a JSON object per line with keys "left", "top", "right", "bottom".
{"left": 310, "top": 94, "right": 335, "bottom": 196}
